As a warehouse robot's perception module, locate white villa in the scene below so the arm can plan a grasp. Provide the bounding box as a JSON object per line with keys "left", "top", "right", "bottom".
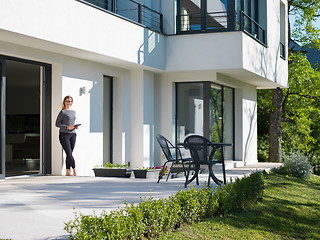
{"left": 0, "top": 0, "right": 288, "bottom": 178}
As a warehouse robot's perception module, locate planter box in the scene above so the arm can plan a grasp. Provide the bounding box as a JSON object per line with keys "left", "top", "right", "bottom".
{"left": 93, "top": 168, "right": 131, "bottom": 178}
{"left": 133, "top": 169, "right": 161, "bottom": 179}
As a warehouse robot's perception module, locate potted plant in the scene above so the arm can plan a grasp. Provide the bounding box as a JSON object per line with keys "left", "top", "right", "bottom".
{"left": 133, "top": 166, "right": 168, "bottom": 179}
{"left": 93, "top": 162, "right": 131, "bottom": 178}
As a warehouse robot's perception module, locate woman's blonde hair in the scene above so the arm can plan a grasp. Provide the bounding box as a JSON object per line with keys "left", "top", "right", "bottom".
{"left": 62, "top": 95, "right": 73, "bottom": 110}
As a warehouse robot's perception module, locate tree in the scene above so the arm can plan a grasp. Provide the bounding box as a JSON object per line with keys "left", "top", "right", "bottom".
{"left": 266, "top": 0, "right": 320, "bottom": 162}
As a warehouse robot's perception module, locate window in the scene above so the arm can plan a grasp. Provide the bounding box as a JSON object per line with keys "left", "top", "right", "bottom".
{"left": 280, "top": 2, "right": 286, "bottom": 59}
{"left": 238, "top": 0, "right": 266, "bottom": 44}
{"left": 177, "top": 0, "right": 266, "bottom": 44}
{"left": 178, "top": 0, "right": 228, "bottom": 32}
{"left": 176, "top": 82, "right": 234, "bottom": 160}
{"left": 81, "top": 0, "right": 163, "bottom": 33}
{"left": 85, "top": 0, "right": 113, "bottom": 11}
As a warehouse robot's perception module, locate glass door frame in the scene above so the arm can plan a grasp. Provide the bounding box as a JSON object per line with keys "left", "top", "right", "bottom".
{"left": 177, "top": 0, "right": 237, "bottom": 33}
{"left": 177, "top": 0, "right": 208, "bottom": 33}
{"left": 0, "top": 56, "right": 5, "bottom": 179}
{"left": 175, "top": 81, "right": 219, "bottom": 141}
{"left": 175, "top": 81, "right": 235, "bottom": 159}
{"left": 0, "top": 55, "right": 52, "bottom": 179}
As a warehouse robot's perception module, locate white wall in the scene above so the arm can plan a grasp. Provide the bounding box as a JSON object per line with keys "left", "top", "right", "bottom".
{"left": 0, "top": 0, "right": 166, "bottom": 70}
{"left": 0, "top": 39, "right": 139, "bottom": 176}
{"left": 241, "top": 86, "right": 258, "bottom": 165}
{"left": 161, "top": 0, "right": 177, "bottom": 35}
{"left": 0, "top": 0, "right": 287, "bottom": 89}
{"left": 129, "top": 70, "right": 144, "bottom": 169}
{"left": 242, "top": 0, "right": 288, "bottom": 88}
{"left": 166, "top": 30, "right": 287, "bottom": 89}
{"left": 143, "top": 71, "right": 155, "bottom": 167}
{"left": 129, "top": 70, "right": 156, "bottom": 169}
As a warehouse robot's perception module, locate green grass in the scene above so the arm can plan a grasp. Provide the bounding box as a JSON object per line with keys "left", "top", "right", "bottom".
{"left": 157, "top": 173, "right": 320, "bottom": 240}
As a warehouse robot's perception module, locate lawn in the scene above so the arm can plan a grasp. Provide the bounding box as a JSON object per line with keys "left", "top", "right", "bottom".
{"left": 157, "top": 173, "right": 320, "bottom": 240}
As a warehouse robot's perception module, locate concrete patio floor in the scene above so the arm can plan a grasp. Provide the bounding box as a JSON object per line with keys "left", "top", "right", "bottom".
{"left": 0, "top": 162, "right": 281, "bottom": 240}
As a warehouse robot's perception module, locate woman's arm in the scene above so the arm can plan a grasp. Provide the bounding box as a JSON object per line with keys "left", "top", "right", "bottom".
{"left": 55, "top": 111, "right": 68, "bottom": 130}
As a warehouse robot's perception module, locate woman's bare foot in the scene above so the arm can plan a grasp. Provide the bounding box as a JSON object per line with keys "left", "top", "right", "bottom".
{"left": 73, "top": 168, "right": 77, "bottom": 176}
{"left": 66, "top": 169, "right": 72, "bottom": 176}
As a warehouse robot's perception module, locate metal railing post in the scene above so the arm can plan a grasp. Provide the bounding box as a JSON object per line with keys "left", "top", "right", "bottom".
{"left": 160, "top": 14, "right": 163, "bottom": 33}
{"left": 111, "top": 0, "right": 116, "bottom": 13}
{"left": 138, "top": 4, "right": 142, "bottom": 24}
{"left": 227, "top": 0, "right": 236, "bottom": 30}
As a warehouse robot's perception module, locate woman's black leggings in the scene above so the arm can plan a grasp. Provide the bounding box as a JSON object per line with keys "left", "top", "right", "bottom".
{"left": 59, "top": 132, "right": 77, "bottom": 169}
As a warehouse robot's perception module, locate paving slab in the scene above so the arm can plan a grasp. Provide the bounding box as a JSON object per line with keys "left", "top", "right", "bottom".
{"left": 0, "top": 163, "right": 281, "bottom": 240}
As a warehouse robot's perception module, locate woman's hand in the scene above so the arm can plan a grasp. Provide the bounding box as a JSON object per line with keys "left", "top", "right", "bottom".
{"left": 67, "top": 126, "right": 75, "bottom": 130}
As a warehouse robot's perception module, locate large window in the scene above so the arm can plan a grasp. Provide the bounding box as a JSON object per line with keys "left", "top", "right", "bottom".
{"left": 178, "top": 0, "right": 228, "bottom": 32}
{"left": 85, "top": 0, "right": 113, "bottom": 11}
{"left": 237, "top": 0, "right": 266, "bottom": 43}
{"left": 176, "top": 82, "right": 234, "bottom": 160}
{"left": 177, "top": 0, "right": 266, "bottom": 44}
{"left": 81, "top": 0, "right": 163, "bottom": 33}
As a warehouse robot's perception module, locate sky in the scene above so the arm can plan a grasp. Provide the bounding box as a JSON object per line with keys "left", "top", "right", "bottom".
{"left": 289, "top": 14, "right": 320, "bottom": 46}
{"left": 289, "top": 14, "right": 320, "bottom": 29}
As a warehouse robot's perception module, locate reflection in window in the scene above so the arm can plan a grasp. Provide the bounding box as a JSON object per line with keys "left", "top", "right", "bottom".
{"left": 206, "top": 0, "right": 228, "bottom": 29}
{"left": 223, "top": 87, "right": 234, "bottom": 161}
{"left": 180, "top": 0, "right": 228, "bottom": 31}
{"left": 210, "top": 84, "right": 222, "bottom": 143}
{"left": 180, "top": 0, "right": 202, "bottom": 31}
{"left": 176, "top": 82, "right": 234, "bottom": 161}
{"left": 210, "top": 84, "right": 223, "bottom": 160}
{"left": 176, "top": 83, "right": 204, "bottom": 143}
{"left": 85, "top": 0, "right": 112, "bottom": 11}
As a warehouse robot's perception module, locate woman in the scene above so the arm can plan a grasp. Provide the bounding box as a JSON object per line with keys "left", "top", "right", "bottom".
{"left": 55, "top": 95, "right": 79, "bottom": 176}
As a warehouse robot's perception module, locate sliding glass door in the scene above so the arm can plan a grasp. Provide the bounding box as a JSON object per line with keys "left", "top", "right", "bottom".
{"left": 0, "top": 55, "right": 52, "bottom": 179}
{"left": 176, "top": 82, "right": 234, "bottom": 160}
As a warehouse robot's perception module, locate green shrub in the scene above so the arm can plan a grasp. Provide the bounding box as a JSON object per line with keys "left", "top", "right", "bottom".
{"left": 212, "top": 171, "right": 264, "bottom": 216}
{"left": 94, "top": 162, "right": 130, "bottom": 169}
{"left": 65, "top": 172, "right": 265, "bottom": 239}
{"left": 172, "top": 186, "right": 217, "bottom": 224}
{"left": 258, "top": 136, "right": 269, "bottom": 162}
{"left": 137, "top": 196, "right": 180, "bottom": 238}
{"left": 277, "top": 152, "right": 313, "bottom": 179}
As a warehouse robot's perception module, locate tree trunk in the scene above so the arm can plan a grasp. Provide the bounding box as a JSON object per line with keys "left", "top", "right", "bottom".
{"left": 269, "top": 88, "right": 283, "bottom": 162}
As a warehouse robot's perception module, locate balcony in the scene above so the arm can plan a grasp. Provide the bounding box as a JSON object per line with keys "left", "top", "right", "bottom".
{"left": 177, "top": 10, "right": 266, "bottom": 45}
{"left": 80, "top": 0, "right": 163, "bottom": 33}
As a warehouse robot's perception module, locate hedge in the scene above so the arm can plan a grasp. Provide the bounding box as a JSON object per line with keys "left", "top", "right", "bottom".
{"left": 65, "top": 171, "right": 264, "bottom": 239}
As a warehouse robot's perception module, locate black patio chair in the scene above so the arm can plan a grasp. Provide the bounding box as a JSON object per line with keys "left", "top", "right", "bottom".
{"left": 183, "top": 135, "right": 226, "bottom": 188}
{"left": 156, "top": 134, "right": 191, "bottom": 183}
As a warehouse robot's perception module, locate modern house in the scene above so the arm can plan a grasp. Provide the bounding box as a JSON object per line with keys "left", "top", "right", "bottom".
{"left": 0, "top": 0, "right": 288, "bottom": 178}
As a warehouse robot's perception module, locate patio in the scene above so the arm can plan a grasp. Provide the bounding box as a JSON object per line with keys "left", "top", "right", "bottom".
{"left": 0, "top": 163, "right": 281, "bottom": 240}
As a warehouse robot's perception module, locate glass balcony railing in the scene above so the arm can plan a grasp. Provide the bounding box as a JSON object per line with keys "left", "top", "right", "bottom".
{"left": 80, "top": 0, "right": 163, "bottom": 33}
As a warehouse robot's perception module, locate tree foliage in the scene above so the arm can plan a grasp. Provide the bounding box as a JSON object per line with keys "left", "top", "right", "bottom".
{"left": 258, "top": 0, "right": 320, "bottom": 170}
{"left": 289, "top": 0, "right": 320, "bottom": 48}
{"left": 282, "top": 52, "right": 320, "bottom": 155}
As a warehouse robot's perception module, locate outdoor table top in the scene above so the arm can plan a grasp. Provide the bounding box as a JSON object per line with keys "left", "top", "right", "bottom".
{"left": 176, "top": 142, "right": 233, "bottom": 147}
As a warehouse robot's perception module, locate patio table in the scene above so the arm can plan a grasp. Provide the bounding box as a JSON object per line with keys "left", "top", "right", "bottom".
{"left": 178, "top": 138, "right": 232, "bottom": 187}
